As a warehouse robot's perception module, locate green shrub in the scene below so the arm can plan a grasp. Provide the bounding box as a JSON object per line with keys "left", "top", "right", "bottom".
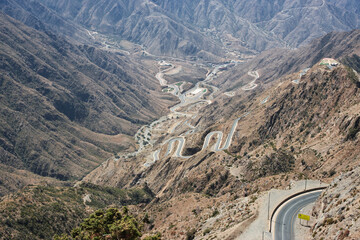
{"left": 203, "top": 228, "right": 211, "bottom": 235}
{"left": 211, "top": 209, "right": 220, "bottom": 217}
{"left": 186, "top": 228, "right": 196, "bottom": 240}
{"left": 57, "top": 207, "right": 143, "bottom": 240}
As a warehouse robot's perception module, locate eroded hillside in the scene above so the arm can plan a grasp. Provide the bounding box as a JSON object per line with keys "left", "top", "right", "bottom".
{"left": 0, "top": 1, "right": 360, "bottom": 239}
{"left": 81, "top": 53, "right": 360, "bottom": 238}
{"left": 0, "top": 12, "right": 177, "bottom": 195}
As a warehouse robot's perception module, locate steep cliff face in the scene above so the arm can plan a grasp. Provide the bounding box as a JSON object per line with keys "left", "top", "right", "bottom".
{"left": 258, "top": 66, "right": 360, "bottom": 141}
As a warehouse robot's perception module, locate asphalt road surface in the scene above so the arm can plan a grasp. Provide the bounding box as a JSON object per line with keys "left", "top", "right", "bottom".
{"left": 274, "top": 191, "right": 322, "bottom": 240}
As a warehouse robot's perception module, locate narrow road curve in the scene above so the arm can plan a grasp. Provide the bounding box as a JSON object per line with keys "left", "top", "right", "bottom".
{"left": 140, "top": 61, "right": 248, "bottom": 166}
{"left": 163, "top": 112, "right": 249, "bottom": 159}
{"left": 165, "top": 137, "right": 191, "bottom": 159}
{"left": 273, "top": 191, "right": 322, "bottom": 240}
{"left": 242, "top": 71, "right": 259, "bottom": 91}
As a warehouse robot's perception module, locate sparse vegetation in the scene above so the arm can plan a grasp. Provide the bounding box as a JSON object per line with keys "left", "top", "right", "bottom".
{"left": 203, "top": 228, "right": 211, "bottom": 235}
{"left": 143, "top": 233, "right": 161, "bottom": 240}
{"left": 249, "top": 195, "right": 258, "bottom": 204}
{"left": 328, "top": 169, "right": 336, "bottom": 177}
{"left": 246, "top": 150, "right": 295, "bottom": 180}
{"left": 211, "top": 209, "right": 220, "bottom": 217}
{"left": 54, "top": 207, "right": 156, "bottom": 240}
{"left": 0, "top": 184, "right": 154, "bottom": 239}
{"left": 345, "top": 65, "right": 359, "bottom": 85}
{"left": 186, "top": 228, "right": 196, "bottom": 240}
{"left": 323, "top": 217, "right": 336, "bottom": 226}
{"left": 346, "top": 124, "right": 360, "bottom": 140}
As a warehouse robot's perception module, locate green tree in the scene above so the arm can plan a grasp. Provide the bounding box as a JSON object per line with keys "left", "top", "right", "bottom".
{"left": 55, "top": 207, "right": 142, "bottom": 240}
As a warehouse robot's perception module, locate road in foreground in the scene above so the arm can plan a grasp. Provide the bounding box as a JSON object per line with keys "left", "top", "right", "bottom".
{"left": 274, "top": 191, "right": 322, "bottom": 240}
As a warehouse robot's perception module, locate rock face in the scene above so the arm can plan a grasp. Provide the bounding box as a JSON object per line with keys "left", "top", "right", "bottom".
{"left": 0, "top": 12, "right": 176, "bottom": 192}
{"left": 149, "top": 0, "right": 360, "bottom": 52}
{"left": 0, "top": 0, "right": 89, "bottom": 42}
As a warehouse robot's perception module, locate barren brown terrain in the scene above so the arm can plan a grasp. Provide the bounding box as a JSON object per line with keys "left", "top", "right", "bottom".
{"left": 0, "top": 1, "right": 360, "bottom": 239}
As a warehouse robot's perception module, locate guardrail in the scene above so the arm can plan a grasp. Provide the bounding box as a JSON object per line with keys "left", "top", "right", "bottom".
{"left": 269, "top": 186, "right": 327, "bottom": 232}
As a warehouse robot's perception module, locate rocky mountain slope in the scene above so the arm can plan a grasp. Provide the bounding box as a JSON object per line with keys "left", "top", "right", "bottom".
{"left": 0, "top": 12, "right": 176, "bottom": 195}
{"left": 213, "top": 29, "right": 360, "bottom": 92}
{"left": 80, "top": 31, "right": 360, "bottom": 238}
{"left": 0, "top": 1, "right": 360, "bottom": 239}
{"left": 0, "top": 0, "right": 89, "bottom": 43}
{"left": 7, "top": 0, "right": 358, "bottom": 59}
{"left": 235, "top": 0, "right": 360, "bottom": 47}
{"left": 312, "top": 165, "right": 360, "bottom": 240}
{"left": 153, "top": 0, "right": 360, "bottom": 51}
{"left": 151, "top": 0, "right": 284, "bottom": 53}
{"left": 8, "top": 0, "right": 225, "bottom": 59}
{"left": 85, "top": 56, "right": 360, "bottom": 194}
{"left": 0, "top": 183, "right": 154, "bottom": 240}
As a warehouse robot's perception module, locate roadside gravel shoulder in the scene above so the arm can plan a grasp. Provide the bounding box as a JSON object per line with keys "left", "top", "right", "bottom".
{"left": 235, "top": 180, "right": 325, "bottom": 240}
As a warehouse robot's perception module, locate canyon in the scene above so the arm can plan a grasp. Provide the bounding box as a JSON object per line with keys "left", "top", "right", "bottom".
{"left": 0, "top": 1, "right": 360, "bottom": 239}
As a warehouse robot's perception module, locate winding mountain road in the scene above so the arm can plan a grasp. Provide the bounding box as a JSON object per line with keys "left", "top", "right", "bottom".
{"left": 136, "top": 60, "right": 252, "bottom": 166}
{"left": 143, "top": 61, "right": 255, "bottom": 164}
{"left": 242, "top": 71, "right": 259, "bottom": 90}
{"left": 273, "top": 191, "right": 322, "bottom": 240}
{"left": 162, "top": 112, "right": 249, "bottom": 159}
{"left": 164, "top": 137, "right": 191, "bottom": 158}
{"left": 202, "top": 113, "right": 249, "bottom": 151}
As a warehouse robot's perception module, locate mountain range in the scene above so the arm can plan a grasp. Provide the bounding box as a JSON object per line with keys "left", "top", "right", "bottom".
{"left": 0, "top": 0, "right": 360, "bottom": 239}
{"left": 81, "top": 30, "right": 360, "bottom": 239}
{"left": 0, "top": 12, "right": 176, "bottom": 195}
{"left": 2, "top": 0, "right": 360, "bottom": 59}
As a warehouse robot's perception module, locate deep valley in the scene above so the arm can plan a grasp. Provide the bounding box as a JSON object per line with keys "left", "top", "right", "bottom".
{"left": 0, "top": 1, "right": 360, "bottom": 240}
